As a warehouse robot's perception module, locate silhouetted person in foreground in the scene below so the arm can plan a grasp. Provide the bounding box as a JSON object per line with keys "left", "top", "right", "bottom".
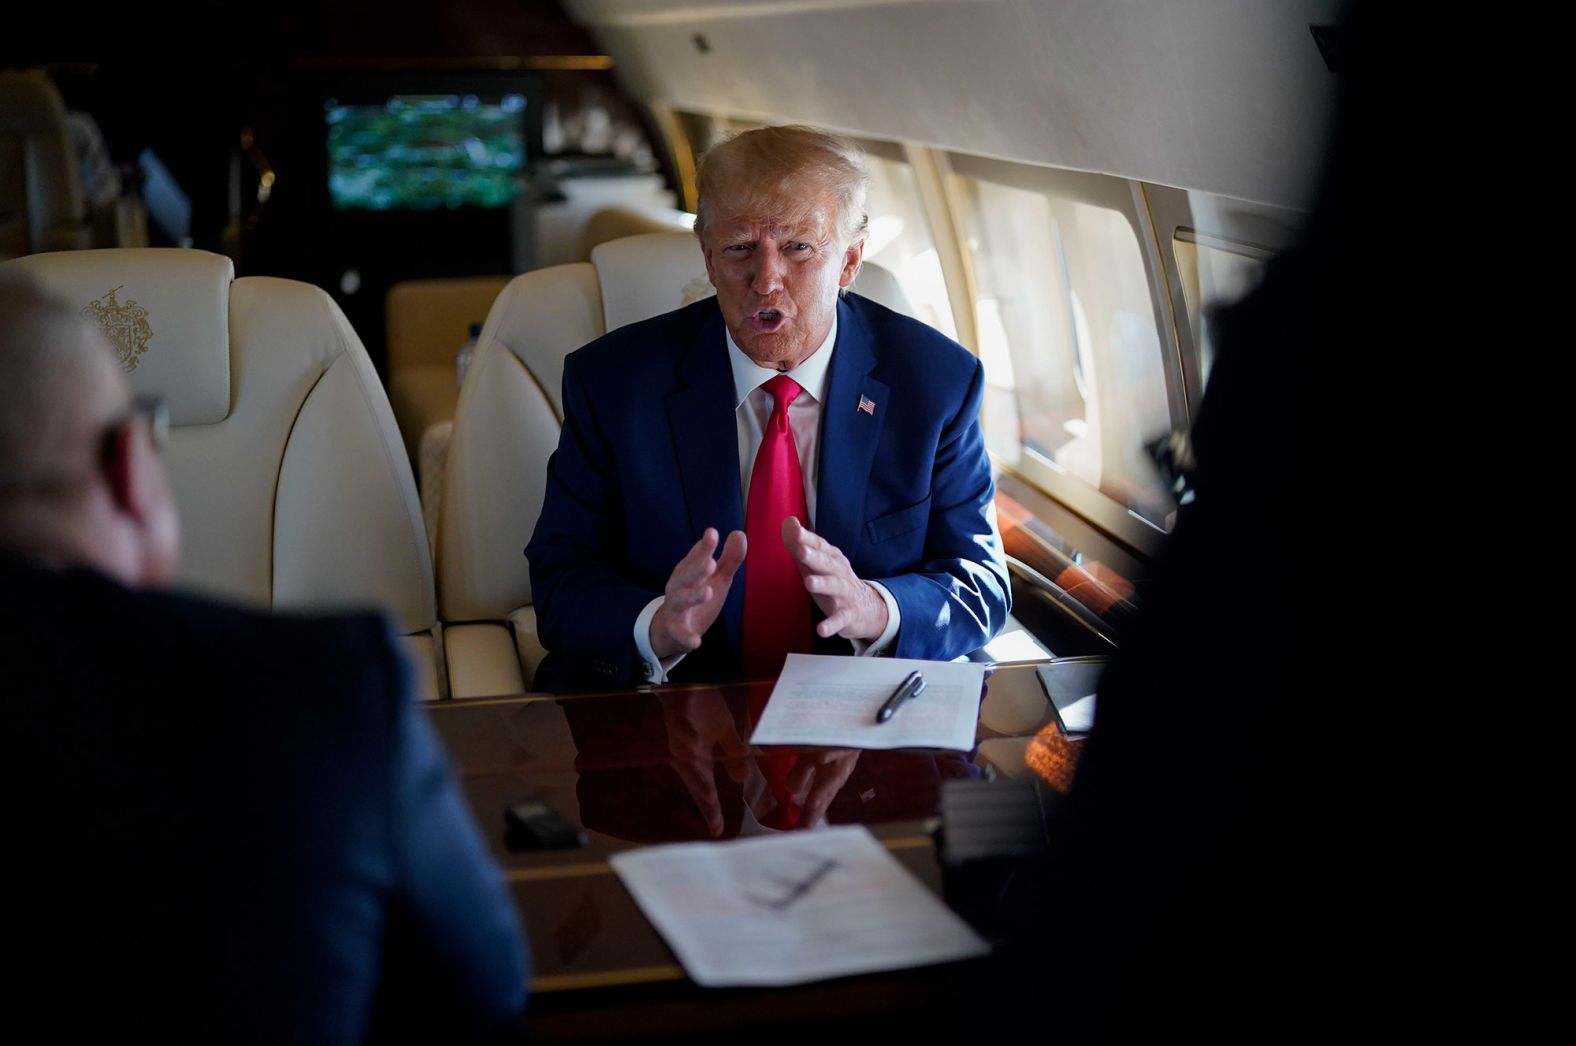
{"left": 999, "top": 9, "right": 1401, "bottom": 1040}
{"left": 0, "top": 273, "right": 529, "bottom": 1043}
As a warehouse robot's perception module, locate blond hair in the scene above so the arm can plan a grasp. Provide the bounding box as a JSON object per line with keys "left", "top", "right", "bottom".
{"left": 694, "top": 125, "right": 870, "bottom": 246}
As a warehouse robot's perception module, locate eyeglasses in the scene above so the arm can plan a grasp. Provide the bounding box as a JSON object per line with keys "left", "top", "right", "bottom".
{"left": 0, "top": 392, "right": 170, "bottom": 500}
{"left": 124, "top": 394, "right": 169, "bottom": 455}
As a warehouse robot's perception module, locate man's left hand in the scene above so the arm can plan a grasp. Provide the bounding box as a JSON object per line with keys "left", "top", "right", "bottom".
{"left": 782, "top": 518, "right": 889, "bottom": 642}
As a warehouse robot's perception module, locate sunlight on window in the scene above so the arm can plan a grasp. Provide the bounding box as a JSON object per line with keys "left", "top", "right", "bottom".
{"left": 865, "top": 214, "right": 904, "bottom": 257}
{"left": 861, "top": 153, "right": 957, "bottom": 340}
{"left": 896, "top": 248, "right": 953, "bottom": 338}
{"left": 956, "top": 174, "right": 1173, "bottom": 529}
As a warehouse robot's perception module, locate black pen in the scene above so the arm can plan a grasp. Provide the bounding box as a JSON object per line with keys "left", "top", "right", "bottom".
{"left": 875, "top": 670, "right": 926, "bottom": 724}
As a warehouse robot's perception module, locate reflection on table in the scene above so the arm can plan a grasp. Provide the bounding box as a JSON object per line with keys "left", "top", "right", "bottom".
{"left": 423, "top": 664, "right": 1079, "bottom": 1041}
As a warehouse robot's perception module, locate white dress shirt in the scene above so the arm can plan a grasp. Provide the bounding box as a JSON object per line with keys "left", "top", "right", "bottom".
{"left": 633, "top": 312, "right": 901, "bottom": 681}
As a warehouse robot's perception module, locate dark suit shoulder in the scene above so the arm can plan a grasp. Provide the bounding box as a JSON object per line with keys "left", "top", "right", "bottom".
{"left": 841, "top": 292, "right": 984, "bottom": 413}
{"left": 844, "top": 291, "right": 974, "bottom": 362}
{"left": 159, "top": 584, "right": 401, "bottom": 711}
{"left": 3, "top": 555, "right": 406, "bottom": 732}
{"left": 565, "top": 296, "right": 719, "bottom": 382}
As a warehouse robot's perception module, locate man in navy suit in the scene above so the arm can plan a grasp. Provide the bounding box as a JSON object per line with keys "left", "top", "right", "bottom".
{"left": 0, "top": 273, "right": 528, "bottom": 1043}
{"left": 528, "top": 125, "right": 1009, "bottom": 692}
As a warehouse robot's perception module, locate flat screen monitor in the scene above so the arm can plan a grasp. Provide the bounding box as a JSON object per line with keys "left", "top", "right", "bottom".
{"left": 326, "top": 93, "right": 527, "bottom": 211}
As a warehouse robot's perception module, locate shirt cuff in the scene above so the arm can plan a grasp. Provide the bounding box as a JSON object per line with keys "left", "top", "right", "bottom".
{"left": 634, "top": 596, "right": 687, "bottom": 683}
{"left": 850, "top": 581, "right": 900, "bottom": 657}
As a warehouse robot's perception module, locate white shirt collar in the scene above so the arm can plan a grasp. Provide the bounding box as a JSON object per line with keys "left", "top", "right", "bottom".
{"left": 725, "top": 308, "right": 837, "bottom": 409}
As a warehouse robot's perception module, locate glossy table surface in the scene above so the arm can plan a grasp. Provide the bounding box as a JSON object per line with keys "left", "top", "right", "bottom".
{"left": 425, "top": 663, "right": 1075, "bottom": 1041}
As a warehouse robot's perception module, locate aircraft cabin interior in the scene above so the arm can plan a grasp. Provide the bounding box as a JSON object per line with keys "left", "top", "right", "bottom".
{"left": 5, "top": 0, "right": 1350, "bottom": 1039}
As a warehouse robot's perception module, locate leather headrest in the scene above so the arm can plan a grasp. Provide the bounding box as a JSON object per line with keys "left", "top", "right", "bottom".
{"left": 479, "top": 263, "right": 603, "bottom": 421}
{"left": 590, "top": 232, "right": 715, "bottom": 334}
{"left": 848, "top": 259, "right": 914, "bottom": 316}
{"left": 6, "top": 248, "right": 234, "bottom": 425}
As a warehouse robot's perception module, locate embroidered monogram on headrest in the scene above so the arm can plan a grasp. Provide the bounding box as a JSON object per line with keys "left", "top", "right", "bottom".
{"left": 83, "top": 285, "right": 152, "bottom": 372}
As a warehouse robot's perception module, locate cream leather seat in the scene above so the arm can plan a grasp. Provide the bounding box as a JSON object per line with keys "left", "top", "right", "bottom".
{"left": 3, "top": 248, "right": 442, "bottom": 699}
{"left": 437, "top": 231, "right": 913, "bottom": 696}
{"left": 384, "top": 275, "right": 512, "bottom": 465}
{"left": 0, "top": 70, "right": 93, "bottom": 260}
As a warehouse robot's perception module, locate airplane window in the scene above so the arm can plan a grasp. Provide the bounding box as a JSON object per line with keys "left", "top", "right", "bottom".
{"left": 1173, "top": 232, "right": 1269, "bottom": 388}
{"left": 859, "top": 152, "right": 958, "bottom": 339}
{"left": 953, "top": 174, "right": 1175, "bottom": 535}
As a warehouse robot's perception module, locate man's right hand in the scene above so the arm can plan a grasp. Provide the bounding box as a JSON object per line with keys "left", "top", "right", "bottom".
{"left": 649, "top": 528, "right": 747, "bottom": 660}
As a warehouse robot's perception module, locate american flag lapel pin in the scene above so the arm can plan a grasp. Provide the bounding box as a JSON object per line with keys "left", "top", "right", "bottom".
{"left": 857, "top": 394, "right": 876, "bottom": 416}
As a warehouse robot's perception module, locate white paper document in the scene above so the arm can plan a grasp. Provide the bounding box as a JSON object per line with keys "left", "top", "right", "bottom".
{"left": 609, "top": 825, "right": 990, "bottom": 987}
{"left": 749, "top": 653, "right": 986, "bottom": 751}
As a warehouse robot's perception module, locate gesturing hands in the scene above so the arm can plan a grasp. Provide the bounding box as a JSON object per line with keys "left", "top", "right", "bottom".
{"left": 782, "top": 518, "right": 889, "bottom": 643}
{"left": 648, "top": 528, "right": 747, "bottom": 661}
{"left": 649, "top": 520, "right": 886, "bottom": 660}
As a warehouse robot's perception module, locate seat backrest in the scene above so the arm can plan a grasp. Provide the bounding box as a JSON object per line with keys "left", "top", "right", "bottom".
{"left": 3, "top": 249, "right": 435, "bottom": 633}
{"left": 438, "top": 264, "right": 602, "bottom": 621}
{"left": 0, "top": 69, "right": 89, "bottom": 259}
{"left": 437, "top": 231, "right": 913, "bottom": 621}
{"left": 384, "top": 275, "right": 512, "bottom": 464}
{"left": 385, "top": 275, "right": 513, "bottom": 373}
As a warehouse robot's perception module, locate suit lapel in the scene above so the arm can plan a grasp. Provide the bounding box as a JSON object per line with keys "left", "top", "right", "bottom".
{"left": 665, "top": 306, "right": 747, "bottom": 648}
{"left": 817, "top": 296, "right": 889, "bottom": 562}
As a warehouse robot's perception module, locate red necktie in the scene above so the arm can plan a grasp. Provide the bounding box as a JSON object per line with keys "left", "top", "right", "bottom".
{"left": 741, "top": 374, "right": 815, "bottom": 678}
{"left": 741, "top": 374, "right": 814, "bottom": 830}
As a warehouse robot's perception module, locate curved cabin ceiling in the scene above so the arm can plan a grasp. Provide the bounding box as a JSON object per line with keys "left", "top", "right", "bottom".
{"left": 566, "top": 0, "right": 1345, "bottom": 210}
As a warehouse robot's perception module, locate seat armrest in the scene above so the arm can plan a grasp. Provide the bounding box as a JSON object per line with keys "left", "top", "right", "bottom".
{"left": 445, "top": 622, "right": 528, "bottom": 699}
